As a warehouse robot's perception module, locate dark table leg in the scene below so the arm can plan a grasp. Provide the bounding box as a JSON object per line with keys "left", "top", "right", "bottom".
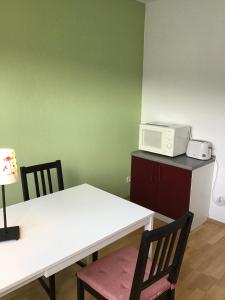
{"left": 49, "top": 275, "right": 56, "bottom": 300}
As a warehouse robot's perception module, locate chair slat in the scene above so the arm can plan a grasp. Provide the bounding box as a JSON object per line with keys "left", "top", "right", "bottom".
{"left": 40, "top": 170, "right": 47, "bottom": 195}
{"left": 163, "top": 232, "right": 177, "bottom": 270}
{"left": 34, "top": 171, "right": 40, "bottom": 197}
{"left": 21, "top": 160, "right": 64, "bottom": 200}
{"left": 157, "top": 235, "right": 170, "bottom": 274}
{"left": 47, "top": 169, "right": 53, "bottom": 193}
{"left": 149, "top": 238, "right": 162, "bottom": 279}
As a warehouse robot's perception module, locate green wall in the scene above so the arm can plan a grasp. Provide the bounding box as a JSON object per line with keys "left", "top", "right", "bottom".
{"left": 0, "top": 0, "right": 145, "bottom": 205}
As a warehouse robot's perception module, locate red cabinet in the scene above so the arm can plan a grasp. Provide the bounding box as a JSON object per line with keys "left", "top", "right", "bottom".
{"left": 130, "top": 157, "right": 158, "bottom": 212}
{"left": 130, "top": 156, "right": 192, "bottom": 219}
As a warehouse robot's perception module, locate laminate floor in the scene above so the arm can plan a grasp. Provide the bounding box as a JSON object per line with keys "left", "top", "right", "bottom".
{"left": 2, "top": 219, "right": 225, "bottom": 300}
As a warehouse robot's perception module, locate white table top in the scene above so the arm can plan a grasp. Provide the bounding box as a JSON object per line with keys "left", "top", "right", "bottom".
{"left": 0, "top": 184, "right": 154, "bottom": 297}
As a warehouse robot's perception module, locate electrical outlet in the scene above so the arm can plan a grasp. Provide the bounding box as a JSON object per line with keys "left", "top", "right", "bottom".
{"left": 126, "top": 176, "right": 131, "bottom": 183}
{"left": 215, "top": 196, "right": 225, "bottom": 206}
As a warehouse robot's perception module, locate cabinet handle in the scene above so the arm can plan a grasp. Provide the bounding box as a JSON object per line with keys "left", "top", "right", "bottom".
{"left": 151, "top": 165, "right": 155, "bottom": 182}
{"left": 158, "top": 166, "right": 161, "bottom": 182}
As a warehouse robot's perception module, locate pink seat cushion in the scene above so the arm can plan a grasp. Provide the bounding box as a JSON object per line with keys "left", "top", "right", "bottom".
{"left": 77, "top": 246, "right": 175, "bottom": 300}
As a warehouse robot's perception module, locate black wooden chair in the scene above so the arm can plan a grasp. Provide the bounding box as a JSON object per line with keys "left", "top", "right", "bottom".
{"left": 20, "top": 160, "right": 64, "bottom": 300}
{"left": 20, "top": 160, "right": 64, "bottom": 201}
{"left": 77, "top": 212, "right": 194, "bottom": 300}
{"left": 20, "top": 160, "right": 98, "bottom": 300}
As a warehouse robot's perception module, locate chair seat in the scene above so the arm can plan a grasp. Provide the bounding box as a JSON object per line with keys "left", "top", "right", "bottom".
{"left": 77, "top": 246, "right": 175, "bottom": 300}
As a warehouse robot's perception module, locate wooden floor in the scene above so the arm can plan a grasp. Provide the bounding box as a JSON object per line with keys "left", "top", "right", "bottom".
{"left": 3, "top": 218, "right": 225, "bottom": 300}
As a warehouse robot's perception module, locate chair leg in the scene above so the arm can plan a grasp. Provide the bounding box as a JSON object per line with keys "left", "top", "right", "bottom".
{"left": 77, "top": 277, "right": 85, "bottom": 300}
{"left": 49, "top": 275, "right": 56, "bottom": 300}
{"left": 166, "top": 289, "right": 175, "bottom": 300}
{"left": 92, "top": 251, "right": 98, "bottom": 261}
{"left": 158, "top": 289, "right": 175, "bottom": 300}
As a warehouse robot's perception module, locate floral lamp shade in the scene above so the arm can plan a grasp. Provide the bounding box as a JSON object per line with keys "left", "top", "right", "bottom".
{"left": 0, "top": 149, "right": 18, "bottom": 185}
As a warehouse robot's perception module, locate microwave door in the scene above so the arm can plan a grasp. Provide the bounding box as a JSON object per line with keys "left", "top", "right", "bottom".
{"left": 143, "top": 129, "right": 162, "bottom": 150}
{"left": 140, "top": 126, "right": 173, "bottom": 156}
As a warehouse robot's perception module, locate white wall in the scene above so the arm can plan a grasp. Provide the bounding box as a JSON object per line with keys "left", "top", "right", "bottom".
{"left": 141, "top": 0, "right": 225, "bottom": 222}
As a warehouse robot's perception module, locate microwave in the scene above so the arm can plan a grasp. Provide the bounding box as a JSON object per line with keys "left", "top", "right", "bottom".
{"left": 139, "top": 122, "right": 191, "bottom": 157}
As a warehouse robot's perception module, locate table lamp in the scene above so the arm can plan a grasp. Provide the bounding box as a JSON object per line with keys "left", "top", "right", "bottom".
{"left": 0, "top": 148, "right": 20, "bottom": 241}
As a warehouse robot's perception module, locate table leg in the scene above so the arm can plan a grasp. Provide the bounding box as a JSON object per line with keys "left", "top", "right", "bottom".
{"left": 49, "top": 275, "right": 56, "bottom": 300}
{"left": 144, "top": 215, "right": 153, "bottom": 231}
{"left": 145, "top": 215, "right": 154, "bottom": 257}
{"left": 92, "top": 251, "right": 98, "bottom": 261}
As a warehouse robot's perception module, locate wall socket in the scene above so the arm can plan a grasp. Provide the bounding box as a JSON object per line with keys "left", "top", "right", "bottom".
{"left": 215, "top": 196, "right": 225, "bottom": 206}
{"left": 126, "top": 176, "right": 131, "bottom": 183}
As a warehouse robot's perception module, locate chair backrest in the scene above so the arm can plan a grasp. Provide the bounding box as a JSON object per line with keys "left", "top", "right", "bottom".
{"left": 20, "top": 160, "right": 64, "bottom": 201}
{"left": 130, "top": 212, "right": 194, "bottom": 300}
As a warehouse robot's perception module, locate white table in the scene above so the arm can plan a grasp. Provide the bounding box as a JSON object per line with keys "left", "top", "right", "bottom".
{"left": 0, "top": 184, "right": 154, "bottom": 298}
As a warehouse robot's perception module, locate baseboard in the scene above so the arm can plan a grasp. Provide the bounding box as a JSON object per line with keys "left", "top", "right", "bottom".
{"left": 207, "top": 217, "right": 225, "bottom": 227}
{"left": 154, "top": 212, "right": 173, "bottom": 224}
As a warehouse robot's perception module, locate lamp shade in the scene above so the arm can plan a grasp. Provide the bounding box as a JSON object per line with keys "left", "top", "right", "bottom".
{"left": 0, "top": 149, "right": 18, "bottom": 185}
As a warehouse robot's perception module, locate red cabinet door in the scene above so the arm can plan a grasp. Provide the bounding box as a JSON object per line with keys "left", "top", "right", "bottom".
{"left": 130, "top": 156, "right": 157, "bottom": 211}
{"left": 156, "top": 162, "right": 192, "bottom": 219}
